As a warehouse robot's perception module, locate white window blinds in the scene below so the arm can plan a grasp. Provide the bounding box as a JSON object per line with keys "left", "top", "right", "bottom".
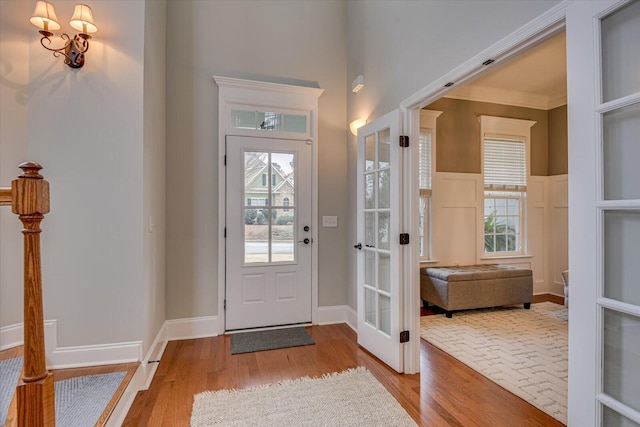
{"left": 419, "top": 130, "right": 432, "bottom": 195}
{"left": 483, "top": 138, "right": 527, "bottom": 191}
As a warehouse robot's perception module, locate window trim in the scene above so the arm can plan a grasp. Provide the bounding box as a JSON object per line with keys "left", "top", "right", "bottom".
{"left": 478, "top": 115, "right": 536, "bottom": 260}
{"left": 418, "top": 109, "right": 442, "bottom": 261}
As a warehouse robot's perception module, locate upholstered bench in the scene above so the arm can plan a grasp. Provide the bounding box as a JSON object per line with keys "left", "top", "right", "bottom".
{"left": 420, "top": 264, "right": 533, "bottom": 318}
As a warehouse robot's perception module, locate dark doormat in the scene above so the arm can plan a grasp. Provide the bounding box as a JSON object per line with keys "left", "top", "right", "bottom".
{"left": 230, "top": 327, "right": 315, "bottom": 355}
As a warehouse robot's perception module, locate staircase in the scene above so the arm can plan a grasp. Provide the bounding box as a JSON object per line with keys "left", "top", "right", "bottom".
{"left": 0, "top": 163, "right": 136, "bottom": 427}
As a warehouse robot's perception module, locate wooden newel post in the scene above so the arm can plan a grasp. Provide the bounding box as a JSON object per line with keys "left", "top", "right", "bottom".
{"left": 12, "top": 162, "right": 55, "bottom": 427}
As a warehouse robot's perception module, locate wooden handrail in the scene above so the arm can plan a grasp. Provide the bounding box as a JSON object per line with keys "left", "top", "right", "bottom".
{"left": 0, "top": 188, "right": 11, "bottom": 205}
{"left": 1, "top": 162, "right": 55, "bottom": 426}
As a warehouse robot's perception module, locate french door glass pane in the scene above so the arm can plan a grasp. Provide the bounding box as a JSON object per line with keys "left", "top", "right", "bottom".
{"left": 378, "top": 253, "right": 390, "bottom": 293}
{"left": 601, "top": 0, "right": 640, "bottom": 102}
{"left": 365, "top": 173, "right": 375, "bottom": 209}
{"left": 378, "top": 212, "right": 390, "bottom": 250}
{"left": 603, "top": 309, "right": 640, "bottom": 412}
{"left": 604, "top": 211, "right": 640, "bottom": 306}
{"left": 378, "top": 170, "right": 390, "bottom": 208}
{"left": 245, "top": 220, "right": 269, "bottom": 263}
{"left": 365, "top": 212, "right": 375, "bottom": 248}
{"left": 603, "top": 102, "right": 640, "bottom": 200}
{"left": 365, "top": 250, "right": 375, "bottom": 287}
{"left": 378, "top": 129, "right": 390, "bottom": 168}
{"left": 365, "top": 134, "right": 376, "bottom": 171}
{"left": 365, "top": 288, "right": 376, "bottom": 326}
{"left": 602, "top": 405, "right": 640, "bottom": 427}
{"left": 379, "top": 294, "right": 391, "bottom": 336}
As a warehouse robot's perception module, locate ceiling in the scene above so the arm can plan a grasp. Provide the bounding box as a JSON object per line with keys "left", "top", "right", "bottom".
{"left": 445, "top": 32, "right": 567, "bottom": 110}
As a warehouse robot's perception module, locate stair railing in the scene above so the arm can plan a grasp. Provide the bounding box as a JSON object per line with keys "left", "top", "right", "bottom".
{"left": 1, "top": 162, "right": 55, "bottom": 426}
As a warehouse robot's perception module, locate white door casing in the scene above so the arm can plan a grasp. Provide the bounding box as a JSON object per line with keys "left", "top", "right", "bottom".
{"left": 356, "top": 109, "right": 404, "bottom": 372}
{"left": 226, "top": 136, "right": 312, "bottom": 330}
{"left": 567, "top": 1, "right": 640, "bottom": 425}
{"left": 214, "top": 76, "right": 323, "bottom": 334}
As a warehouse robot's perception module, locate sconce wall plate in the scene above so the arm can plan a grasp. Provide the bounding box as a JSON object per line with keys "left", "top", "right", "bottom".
{"left": 30, "top": 1, "right": 98, "bottom": 69}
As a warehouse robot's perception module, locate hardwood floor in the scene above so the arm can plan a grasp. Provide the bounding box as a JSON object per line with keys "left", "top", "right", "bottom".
{"left": 123, "top": 323, "right": 564, "bottom": 427}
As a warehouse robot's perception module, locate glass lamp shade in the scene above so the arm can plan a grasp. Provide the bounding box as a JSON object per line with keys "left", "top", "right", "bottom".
{"left": 69, "top": 4, "right": 98, "bottom": 34}
{"left": 30, "top": 1, "right": 62, "bottom": 32}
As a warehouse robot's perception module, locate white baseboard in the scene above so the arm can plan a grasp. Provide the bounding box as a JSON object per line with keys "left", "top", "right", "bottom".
{"left": 0, "top": 322, "right": 25, "bottom": 350}
{"left": 316, "top": 305, "right": 357, "bottom": 332}
{"left": 164, "top": 315, "right": 219, "bottom": 341}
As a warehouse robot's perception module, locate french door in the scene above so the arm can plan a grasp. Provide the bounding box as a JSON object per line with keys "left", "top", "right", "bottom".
{"left": 225, "top": 135, "right": 312, "bottom": 330}
{"left": 356, "top": 110, "right": 404, "bottom": 372}
{"left": 567, "top": 1, "right": 640, "bottom": 425}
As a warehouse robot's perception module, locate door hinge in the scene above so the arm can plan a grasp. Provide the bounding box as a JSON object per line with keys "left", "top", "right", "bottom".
{"left": 399, "top": 135, "right": 409, "bottom": 147}
{"left": 399, "top": 233, "right": 410, "bottom": 245}
{"left": 400, "top": 330, "right": 410, "bottom": 343}
{"left": 224, "top": 155, "right": 227, "bottom": 166}
{"left": 224, "top": 300, "right": 226, "bottom": 310}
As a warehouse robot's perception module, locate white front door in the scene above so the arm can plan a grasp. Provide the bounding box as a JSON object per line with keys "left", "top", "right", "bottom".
{"left": 567, "top": 1, "right": 640, "bottom": 425}
{"left": 356, "top": 110, "right": 404, "bottom": 372}
{"left": 225, "top": 135, "right": 312, "bottom": 330}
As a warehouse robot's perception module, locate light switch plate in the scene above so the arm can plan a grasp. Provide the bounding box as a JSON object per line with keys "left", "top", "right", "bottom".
{"left": 322, "top": 216, "right": 338, "bottom": 227}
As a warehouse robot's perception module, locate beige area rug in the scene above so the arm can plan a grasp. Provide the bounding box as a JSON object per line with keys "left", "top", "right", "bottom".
{"left": 420, "top": 302, "right": 568, "bottom": 424}
{"left": 191, "top": 367, "right": 417, "bottom": 427}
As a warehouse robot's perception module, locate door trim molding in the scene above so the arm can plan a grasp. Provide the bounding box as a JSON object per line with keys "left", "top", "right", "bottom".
{"left": 213, "top": 76, "right": 323, "bottom": 334}
{"left": 396, "top": 1, "right": 570, "bottom": 374}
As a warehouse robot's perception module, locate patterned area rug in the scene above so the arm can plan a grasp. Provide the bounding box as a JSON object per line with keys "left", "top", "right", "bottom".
{"left": 0, "top": 357, "right": 23, "bottom": 425}
{"left": 191, "top": 367, "right": 417, "bottom": 426}
{"left": 420, "top": 302, "right": 568, "bottom": 424}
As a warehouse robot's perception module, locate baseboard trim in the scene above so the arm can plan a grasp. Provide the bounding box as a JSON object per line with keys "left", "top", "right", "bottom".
{"left": 164, "top": 315, "right": 219, "bottom": 341}
{"left": 533, "top": 293, "right": 565, "bottom": 305}
{"left": 316, "top": 305, "right": 357, "bottom": 332}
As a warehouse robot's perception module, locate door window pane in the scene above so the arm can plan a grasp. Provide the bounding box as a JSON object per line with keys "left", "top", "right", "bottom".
{"left": 601, "top": 0, "right": 640, "bottom": 102}
{"left": 602, "top": 405, "right": 640, "bottom": 427}
{"left": 378, "top": 212, "right": 390, "bottom": 250}
{"left": 365, "top": 212, "right": 375, "bottom": 248}
{"left": 379, "top": 294, "right": 391, "bottom": 336}
{"left": 604, "top": 211, "right": 640, "bottom": 306}
{"left": 603, "top": 309, "right": 640, "bottom": 412}
{"left": 378, "top": 129, "right": 390, "bottom": 168}
{"left": 365, "top": 173, "right": 375, "bottom": 209}
{"left": 378, "top": 170, "right": 390, "bottom": 209}
{"left": 378, "top": 253, "right": 390, "bottom": 293}
{"left": 244, "top": 219, "right": 269, "bottom": 264}
{"left": 365, "top": 250, "right": 375, "bottom": 287}
{"left": 365, "top": 134, "right": 376, "bottom": 171}
{"left": 271, "top": 209, "right": 294, "bottom": 262}
{"left": 603, "top": 102, "right": 640, "bottom": 200}
{"left": 365, "top": 288, "right": 376, "bottom": 327}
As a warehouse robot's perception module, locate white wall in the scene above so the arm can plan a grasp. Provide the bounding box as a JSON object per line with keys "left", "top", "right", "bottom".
{"left": 427, "top": 172, "right": 568, "bottom": 296}
{"left": 0, "top": 0, "right": 31, "bottom": 330}
{"left": 345, "top": 0, "right": 563, "bottom": 308}
{"left": 165, "top": 0, "right": 348, "bottom": 319}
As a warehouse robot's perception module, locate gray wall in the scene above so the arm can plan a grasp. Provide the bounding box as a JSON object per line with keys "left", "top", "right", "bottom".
{"left": 548, "top": 104, "right": 568, "bottom": 175}
{"left": 345, "top": 0, "right": 563, "bottom": 308}
{"left": 425, "top": 98, "right": 550, "bottom": 176}
{"left": 165, "top": 0, "right": 348, "bottom": 319}
{"left": 0, "top": 0, "right": 165, "bottom": 355}
{"left": 0, "top": 0, "right": 30, "bottom": 329}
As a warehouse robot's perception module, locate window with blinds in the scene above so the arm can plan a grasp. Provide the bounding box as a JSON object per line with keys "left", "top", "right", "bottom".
{"left": 483, "top": 137, "right": 527, "bottom": 255}
{"left": 419, "top": 130, "right": 433, "bottom": 259}
{"left": 483, "top": 138, "right": 527, "bottom": 191}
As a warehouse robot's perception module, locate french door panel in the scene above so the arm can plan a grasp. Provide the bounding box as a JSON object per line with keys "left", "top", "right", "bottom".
{"left": 356, "top": 109, "right": 403, "bottom": 372}
{"left": 567, "top": 1, "right": 640, "bottom": 425}
{"left": 225, "top": 136, "right": 312, "bottom": 330}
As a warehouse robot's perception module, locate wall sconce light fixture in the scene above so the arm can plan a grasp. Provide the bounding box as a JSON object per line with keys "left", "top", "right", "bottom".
{"left": 351, "top": 75, "right": 364, "bottom": 93}
{"left": 350, "top": 118, "right": 367, "bottom": 136}
{"left": 30, "top": 1, "right": 98, "bottom": 69}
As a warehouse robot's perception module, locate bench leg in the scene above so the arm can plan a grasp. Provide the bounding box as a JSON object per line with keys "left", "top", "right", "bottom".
{"left": 445, "top": 312, "right": 452, "bottom": 318}
{"left": 524, "top": 302, "right": 531, "bottom": 309}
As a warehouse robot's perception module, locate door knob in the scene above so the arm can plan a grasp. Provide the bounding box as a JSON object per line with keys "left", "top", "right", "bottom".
{"left": 354, "top": 243, "right": 362, "bottom": 250}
